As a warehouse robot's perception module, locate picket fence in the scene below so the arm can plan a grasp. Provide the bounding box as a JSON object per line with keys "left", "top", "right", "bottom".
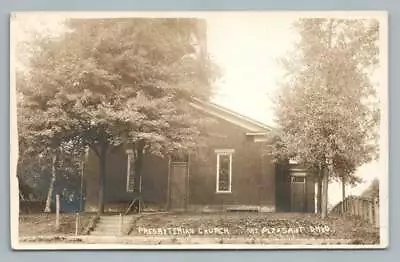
{"left": 330, "top": 196, "right": 379, "bottom": 228}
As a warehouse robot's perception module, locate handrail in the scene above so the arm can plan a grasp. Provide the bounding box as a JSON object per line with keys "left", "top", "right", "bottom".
{"left": 124, "top": 195, "right": 144, "bottom": 215}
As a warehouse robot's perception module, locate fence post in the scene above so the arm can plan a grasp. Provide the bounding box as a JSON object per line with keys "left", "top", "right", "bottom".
{"left": 119, "top": 213, "right": 123, "bottom": 236}
{"left": 368, "top": 199, "right": 374, "bottom": 225}
{"left": 348, "top": 198, "right": 353, "bottom": 216}
{"left": 360, "top": 199, "right": 364, "bottom": 218}
{"left": 374, "top": 198, "right": 380, "bottom": 228}
{"left": 75, "top": 212, "right": 79, "bottom": 236}
{"left": 340, "top": 200, "right": 344, "bottom": 215}
{"left": 360, "top": 199, "right": 364, "bottom": 220}
{"left": 55, "top": 194, "right": 60, "bottom": 231}
{"left": 365, "top": 199, "right": 370, "bottom": 221}
{"left": 362, "top": 199, "right": 368, "bottom": 221}
{"left": 353, "top": 198, "right": 358, "bottom": 217}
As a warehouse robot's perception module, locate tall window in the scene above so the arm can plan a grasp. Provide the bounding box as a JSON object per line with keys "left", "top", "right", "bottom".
{"left": 126, "top": 149, "right": 135, "bottom": 192}
{"left": 215, "top": 149, "right": 234, "bottom": 193}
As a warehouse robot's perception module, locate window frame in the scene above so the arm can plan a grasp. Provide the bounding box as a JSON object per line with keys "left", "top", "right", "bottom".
{"left": 215, "top": 149, "right": 234, "bottom": 193}
{"left": 291, "top": 176, "right": 306, "bottom": 183}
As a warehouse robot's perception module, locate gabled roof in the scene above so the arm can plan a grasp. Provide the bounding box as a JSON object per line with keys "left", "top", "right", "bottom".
{"left": 189, "top": 98, "right": 274, "bottom": 134}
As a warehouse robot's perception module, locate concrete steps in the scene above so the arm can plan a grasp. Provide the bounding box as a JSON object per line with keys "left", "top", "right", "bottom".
{"left": 90, "top": 215, "right": 136, "bottom": 236}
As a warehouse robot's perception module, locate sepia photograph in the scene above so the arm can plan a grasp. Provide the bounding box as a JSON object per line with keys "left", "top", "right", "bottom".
{"left": 10, "top": 11, "right": 388, "bottom": 249}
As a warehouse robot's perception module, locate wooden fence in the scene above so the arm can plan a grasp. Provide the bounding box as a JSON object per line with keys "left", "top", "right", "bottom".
{"left": 330, "top": 196, "right": 379, "bottom": 228}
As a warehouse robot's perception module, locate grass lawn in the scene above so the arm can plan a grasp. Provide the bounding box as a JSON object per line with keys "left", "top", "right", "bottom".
{"left": 18, "top": 212, "right": 379, "bottom": 245}
{"left": 19, "top": 212, "right": 96, "bottom": 237}
{"left": 130, "top": 212, "right": 380, "bottom": 244}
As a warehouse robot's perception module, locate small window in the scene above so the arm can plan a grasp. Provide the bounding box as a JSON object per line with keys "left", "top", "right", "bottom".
{"left": 216, "top": 149, "right": 233, "bottom": 193}
{"left": 291, "top": 176, "right": 305, "bottom": 183}
{"left": 126, "top": 149, "right": 135, "bottom": 192}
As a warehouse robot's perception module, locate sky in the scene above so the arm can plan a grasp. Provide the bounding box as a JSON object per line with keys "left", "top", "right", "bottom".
{"left": 206, "top": 15, "right": 297, "bottom": 127}
{"left": 204, "top": 14, "right": 386, "bottom": 206}
{"left": 12, "top": 12, "right": 387, "bottom": 207}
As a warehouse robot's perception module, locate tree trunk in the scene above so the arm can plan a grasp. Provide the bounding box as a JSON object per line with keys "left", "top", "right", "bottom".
{"left": 321, "top": 166, "right": 329, "bottom": 219}
{"left": 44, "top": 154, "right": 57, "bottom": 213}
{"left": 97, "top": 146, "right": 107, "bottom": 215}
{"left": 317, "top": 168, "right": 323, "bottom": 214}
{"left": 341, "top": 175, "right": 346, "bottom": 214}
{"left": 134, "top": 140, "right": 145, "bottom": 193}
{"left": 341, "top": 175, "right": 346, "bottom": 201}
{"left": 320, "top": 20, "right": 334, "bottom": 219}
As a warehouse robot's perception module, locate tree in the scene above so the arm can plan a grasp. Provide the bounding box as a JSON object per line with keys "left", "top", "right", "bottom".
{"left": 18, "top": 86, "right": 86, "bottom": 211}
{"left": 272, "top": 18, "right": 380, "bottom": 218}
{"left": 19, "top": 18, "right": 218, "bottom": 214}
{"left": 361, "top": 178, "right": 379, "bottom": 199}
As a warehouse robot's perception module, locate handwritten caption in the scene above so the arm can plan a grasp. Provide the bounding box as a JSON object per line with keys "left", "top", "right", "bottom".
{"left": 136, "top": 225, "right": 331, "bottom": 236}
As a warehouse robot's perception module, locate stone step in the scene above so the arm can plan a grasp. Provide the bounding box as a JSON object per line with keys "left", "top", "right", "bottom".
{"left": 101, "top": 215, "right": 137, "bottom": 219}
{"left": 100, "top": 216, "right": 121, "bottom": 221}
{"left": 97, "top": 221, "right": 121, "bottom": 225}
{"left": 97, "top": 223, "right": 120, "bottom": 226}
{"left": 89, "top": 215, "right": 137, "bottom": 236}
{"left": 96, "top": 221, "right": 133, "bottom": 227}
{"left": 93, "top": 229, "right": 121, "bottom": 233}
{"left": 91, "top": 227, "right": 128, "bottom": 232}
{"left": 99, "top": 217, "right": 134, "bottom": 221}
{"left": 95, "top": 226, "right": 130, "bottom": 229}
{"left": 90, "top": 231, "right": 123, "bottom": 236}
{"left": 92, "top": 232, "right": 120, "bottom": 236}
{"left": 95, "top": 227, "right": 121, "bottom": 231}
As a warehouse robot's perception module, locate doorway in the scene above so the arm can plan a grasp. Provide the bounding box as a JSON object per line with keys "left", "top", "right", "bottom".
{"left": 290, "top": 173, "right": 306, "bottom": 212}
{"left": 167, "top": 156, "right": 189, "bottom": 211}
